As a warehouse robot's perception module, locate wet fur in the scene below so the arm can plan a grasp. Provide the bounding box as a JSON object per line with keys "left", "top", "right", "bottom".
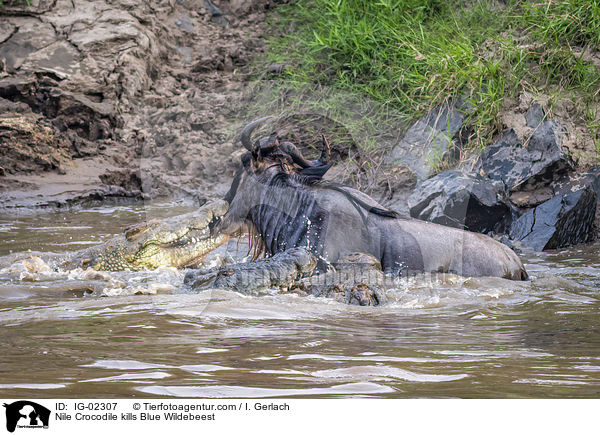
{"left": 223, "top": 138, "right": 528, "bottom": 280}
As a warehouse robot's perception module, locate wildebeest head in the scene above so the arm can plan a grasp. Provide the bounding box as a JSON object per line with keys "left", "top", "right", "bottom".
{"left": 239, "top": 116, "right": 331, "bottom": 175}
{"left": 221, "top": 116, "right": 333, "bottom": 234}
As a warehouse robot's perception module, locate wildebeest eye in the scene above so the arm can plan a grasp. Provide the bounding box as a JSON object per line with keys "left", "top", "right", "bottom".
{"left": 241, "top": 153, "right": 252, "bottom": 167}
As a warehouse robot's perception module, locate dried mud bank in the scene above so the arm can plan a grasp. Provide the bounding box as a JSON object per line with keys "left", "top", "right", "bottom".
{"left": 0, "top": 0, "right": 280, "bottom": 209}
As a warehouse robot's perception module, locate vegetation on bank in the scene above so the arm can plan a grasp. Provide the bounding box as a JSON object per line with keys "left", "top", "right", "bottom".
{"left": 257, "top": 0, "right": 600, "bottom": 158}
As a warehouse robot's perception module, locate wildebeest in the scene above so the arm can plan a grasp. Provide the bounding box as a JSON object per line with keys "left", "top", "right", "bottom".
{"left": 218, "top": 116, "right": 527, "bottom": 280}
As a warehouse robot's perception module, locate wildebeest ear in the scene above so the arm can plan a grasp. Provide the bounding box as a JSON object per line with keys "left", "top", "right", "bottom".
{"left": 260, "top": 133, "right": 279, "bottom": 154}
{"left": 299, "top": 163, "right": 333, "bottom": 178}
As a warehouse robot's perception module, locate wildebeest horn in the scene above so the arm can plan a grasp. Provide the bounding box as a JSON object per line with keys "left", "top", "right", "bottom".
{"left": 315, "top": 134, "right": 330, "bottom": 166}
{"left": 279, "top": 142, "right": 312, "bottom": 168}
{"left": 297, "top": 134, "right": 333, "bottom": 178}
{"left": 240, "top": 116, "right": 273, "bottom": 151}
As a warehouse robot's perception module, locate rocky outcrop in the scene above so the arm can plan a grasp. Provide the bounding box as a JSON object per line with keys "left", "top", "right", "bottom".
{"left": 480, "top": 121, "right": 574, "bottom": 192}
{"left": 408, "top": 170, "right": 511, "bottom": 233}
{"left": 387, "top": 99, "right": 470, "bottom": 180}
{"left": 509, "top": 187, "right": 596, "bottom": 251}
{"left": 405, "top": 100, "right": 598, "bottom": 251}
{"left": 0, "top": 0, "right": 167, "bottom": 194}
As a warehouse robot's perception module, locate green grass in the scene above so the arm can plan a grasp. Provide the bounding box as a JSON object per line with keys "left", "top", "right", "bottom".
{"left": 256, "top": 0, "right": 600, "bottom": 157}
{"left": 0, "top": 0, "right": 33, "bottom": 8}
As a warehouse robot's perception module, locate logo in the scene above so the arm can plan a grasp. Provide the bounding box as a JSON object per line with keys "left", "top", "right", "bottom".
{"left": 3, "top": 401, "right": 50, "bottom": 433}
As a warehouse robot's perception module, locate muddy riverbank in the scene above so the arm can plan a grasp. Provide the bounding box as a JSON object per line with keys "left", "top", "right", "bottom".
{"left": 0, "top": 0, "right": 281, "bottom": 208}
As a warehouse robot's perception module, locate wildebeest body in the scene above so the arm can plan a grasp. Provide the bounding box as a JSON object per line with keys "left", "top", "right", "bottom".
{"left": 220, "top": 117, "right": 528, "bottom": 281}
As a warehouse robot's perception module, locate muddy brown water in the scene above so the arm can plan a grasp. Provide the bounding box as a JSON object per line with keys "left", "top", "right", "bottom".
{"left": 0, "top": 202, "right": 599, "bottom": 399}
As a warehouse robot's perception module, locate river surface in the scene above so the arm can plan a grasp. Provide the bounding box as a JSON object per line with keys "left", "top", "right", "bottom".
{"left": 0, "top": 202, "right": 599, "bottom": 398}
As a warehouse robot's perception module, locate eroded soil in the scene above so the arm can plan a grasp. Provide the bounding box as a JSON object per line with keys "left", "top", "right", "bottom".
{"left": 0, "top": 0, "right": 282, "bottom": 208}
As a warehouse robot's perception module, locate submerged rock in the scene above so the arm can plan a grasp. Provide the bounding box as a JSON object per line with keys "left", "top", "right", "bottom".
{"left": 481, "top": 122, "right": 574, "bottom": 192}
{"left": 509, "top": 187, "right": 596, "bottom": 251}
{"left": 408, "top": 170, "right": 511, "bottom": 233}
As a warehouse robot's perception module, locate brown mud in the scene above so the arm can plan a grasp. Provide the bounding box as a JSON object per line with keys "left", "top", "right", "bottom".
{"left": 0, "top": 0, "right": 283, "bottom": 209}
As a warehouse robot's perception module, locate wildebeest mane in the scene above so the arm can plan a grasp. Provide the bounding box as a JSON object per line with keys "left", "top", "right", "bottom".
{"left": 264, "top": 170, "right": 399, "bottom": 221}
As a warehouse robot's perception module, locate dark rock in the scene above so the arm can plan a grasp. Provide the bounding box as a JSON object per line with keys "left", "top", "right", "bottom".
{"left": 204, "top": 0, "right": 224, "bottom": 16}
{"left": 387, "top": 100, "right": 468, "bottom": 180}
{"left": 377, "top": 164, "right": 417, "bottom": 198}
{"left": 509, "top": 187, "right": 597, "bottom": 251}
{"left": 510, "top": 167, "right": 600, "bottom": 209}
{"left": 553, "top": 168, "right": 600, "bottom": 197}
{"left": 0, "top": 75, "right": 38, "bottom": 102}
{"left": 408, "top": 170, "right": 511, "bottom": 233}
{"left": 550, "top": 168, "right": 600, "bottom": 240}
{"left": 525, "top": 103, "right": 544, "bottom": 128}
{"left": 481, "top": 123, "right": 574, "bottom": 192}
{"left": 509, "top": 188, "right": 554, "bottom": 208}
{"left": 174, "top": 15, "right": 195, "bottom": 33}
{"left": 375, "top": 164, "right": 417, "bottom": 217}
{"left": 0, "top": 96, "right": 31, "bottom": 114}
{"left": 203, "top": 0, "right": 230, "bottom": 27}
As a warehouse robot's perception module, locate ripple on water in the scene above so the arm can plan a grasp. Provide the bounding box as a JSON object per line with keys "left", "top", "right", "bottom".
{"left": 135, "top": 382, "right": 395, "bottom": 398}
{"left": 81, "top": 360, "right": 172, "bottom": 370}
{"left": 80, "top": 372, "right": 172, "bottom": 383}
{"left": 82, "top": 359, "right": 235, "bottom": 374}
{"left": 310, "top": 366, "right": 468, "bottom": 382}
{"left": 1, "top": 205, "right": 599, "bottom": 399}
{"left": 195, "top": 347, "right": 229, "bottom": 354}
{"left": 0, "top": 383, "right": 68, "bottom": 390}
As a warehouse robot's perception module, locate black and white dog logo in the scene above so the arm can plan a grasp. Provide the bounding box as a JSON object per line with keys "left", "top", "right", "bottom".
{"left": 3, "top": 401, "right": 50, "bottom": 433}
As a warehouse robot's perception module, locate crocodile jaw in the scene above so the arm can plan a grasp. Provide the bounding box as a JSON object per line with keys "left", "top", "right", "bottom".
{"left": 71, "top": 200, "right": 230, "bottom": 271}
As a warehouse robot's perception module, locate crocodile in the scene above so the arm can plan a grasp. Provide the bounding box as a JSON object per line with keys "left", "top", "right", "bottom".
{"left": 183, "top": 248, "right": 387, "bottom": 306}
{"left": 61, "top": 199, "right": 230, "bottom": 271}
